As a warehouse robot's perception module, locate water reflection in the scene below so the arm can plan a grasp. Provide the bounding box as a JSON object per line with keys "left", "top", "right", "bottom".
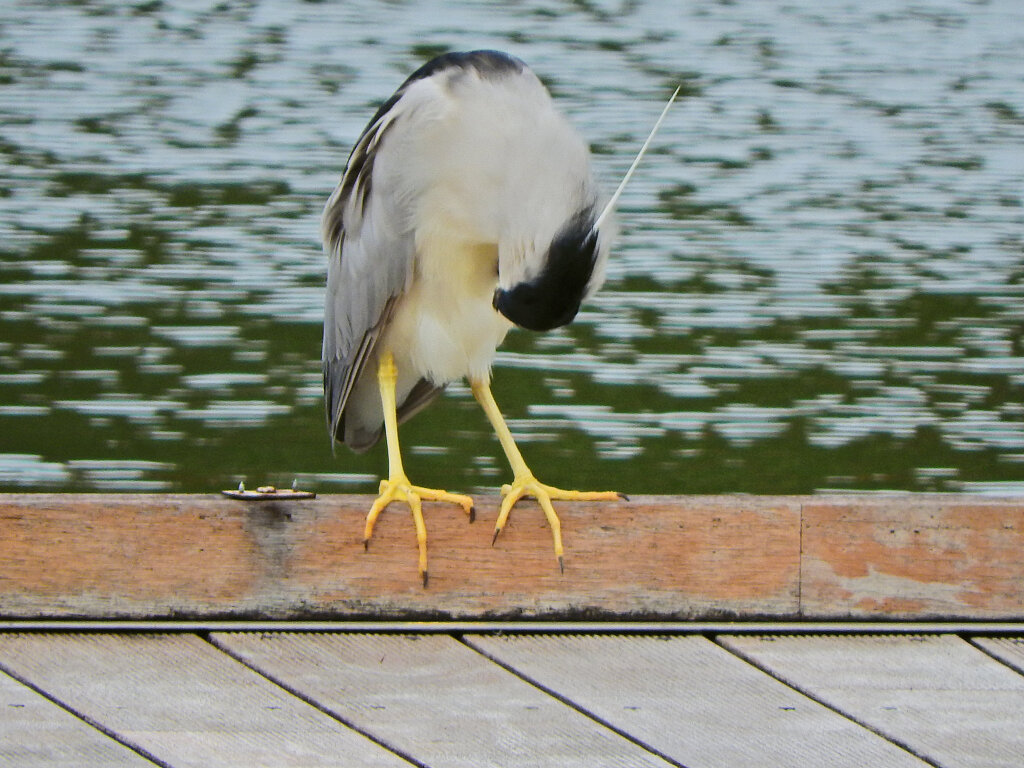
{"left": 0, "top": 0, "right": 1021, "bottom": 495}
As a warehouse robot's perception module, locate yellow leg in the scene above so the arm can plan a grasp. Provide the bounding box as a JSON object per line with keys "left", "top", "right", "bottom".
{"left": 470, "top": 378, "right": 623, "bottom": 572}
{"left": 366, "top": 352, "right": 475, "bottom": 586}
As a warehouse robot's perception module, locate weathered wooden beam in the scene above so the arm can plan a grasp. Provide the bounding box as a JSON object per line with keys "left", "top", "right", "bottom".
{"left": 0, "top": 494, "right": 1021, "bottom": 621}
{"left": 801, "top": 497, "right": 1024, "bottom": 618}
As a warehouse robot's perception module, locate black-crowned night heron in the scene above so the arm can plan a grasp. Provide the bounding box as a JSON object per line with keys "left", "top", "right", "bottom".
{"left": 323, "top": 50, "right": 675, "bottom": 584}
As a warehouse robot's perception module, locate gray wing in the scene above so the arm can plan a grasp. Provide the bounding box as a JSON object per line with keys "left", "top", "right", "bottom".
{"left": 322, "top": 52, "right": 528, "bottom": 449}
{"left": 321, "top": 86, "right": 441, "bottom": 450}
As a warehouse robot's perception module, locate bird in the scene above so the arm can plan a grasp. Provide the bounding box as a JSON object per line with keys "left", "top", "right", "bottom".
{"left": 322, "top": 50, "right": 677, "bottom": 585}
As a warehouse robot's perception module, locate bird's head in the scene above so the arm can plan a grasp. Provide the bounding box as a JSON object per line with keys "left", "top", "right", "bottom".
{"left": 492, "top": 77, "right": 679, "bottom": 334}
{"left": 492, "top": 207, "right": 606, "bottom": 332}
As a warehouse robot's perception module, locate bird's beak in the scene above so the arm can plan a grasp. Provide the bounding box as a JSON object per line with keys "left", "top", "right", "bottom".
{"left": 492, "top": 288, "right": 510, "bottom": 321}
{"left": 492, "top": 288, "right": 522, "bottom": 329}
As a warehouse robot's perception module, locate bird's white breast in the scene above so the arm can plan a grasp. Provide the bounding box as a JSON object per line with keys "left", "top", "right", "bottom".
{"left": 372, "top": 63, "right": 595, "bottom": 387}
{"left": 382, "top": 232, "right": 511, "bottom": 385}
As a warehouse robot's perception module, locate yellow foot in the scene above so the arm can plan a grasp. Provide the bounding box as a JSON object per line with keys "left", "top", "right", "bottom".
{"left": 365, "top": 475, "right": 475, "bottom": 587}
{"left": 494, "top": 474, "right": 624, "bottom": 572}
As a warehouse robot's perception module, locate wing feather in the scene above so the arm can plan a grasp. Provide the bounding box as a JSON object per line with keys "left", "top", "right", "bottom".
{"left": 322, "top": 69, "right": 453, "bottom": 448}
{"left": 321, "top": 89, "right": 415, "bottom": 446}
{"left": 322, "top": 51, "right": 528, "bottom": 448}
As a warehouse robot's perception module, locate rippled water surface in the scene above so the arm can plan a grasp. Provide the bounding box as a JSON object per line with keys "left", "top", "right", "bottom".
{"left": 1, "top": 0, "right": 1022, "bottom": 495}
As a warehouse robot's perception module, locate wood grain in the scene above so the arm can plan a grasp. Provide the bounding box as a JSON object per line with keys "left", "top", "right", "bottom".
{"left": 0, "top": 633, "right": 409, "bottom": 768}
{"left": 721, "top": 634, "right": 1024, "bottom": 768}
{"left": 466, "top": 634, "right": 928, "bottom": 767}
{"left": 1, "top": 493, "right": 1022, "bottom": 620}
{"left": 213, "top": 632, "right": 675, "bottom": 768}
{"left": 0, "top": 493, "right": 799, "bottom": 620}
{"left": 801, "top": 497, "right": 1024, "bottom": 618}
{"left": 0, "top": 667, "right": 151, "bottom": 767}
{"left": 972, "top": 637, "right": 1024, "bottom": 675}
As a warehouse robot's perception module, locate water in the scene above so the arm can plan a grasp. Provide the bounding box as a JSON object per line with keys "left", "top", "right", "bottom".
{"left": 1, "top": 0, "right": 1022, "bottom": 496}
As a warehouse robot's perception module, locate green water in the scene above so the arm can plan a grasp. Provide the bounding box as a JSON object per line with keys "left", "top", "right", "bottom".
{"left": 1, "top": 0, "right": 1022, "bottom": 496}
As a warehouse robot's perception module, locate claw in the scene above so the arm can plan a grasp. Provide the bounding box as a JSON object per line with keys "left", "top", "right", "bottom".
{"left": 493, "top": 473, "right": 619, "bottom": 572}
{"left": 369, "top": 352, "right": 474, "bottom": 586}
{"left": 363, "top": 475, "right": 474, "bottom": 587}
{"left": 469, "top": 377, "right": 618, "bottom": 575}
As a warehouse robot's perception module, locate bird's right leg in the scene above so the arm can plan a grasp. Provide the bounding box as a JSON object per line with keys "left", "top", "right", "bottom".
{"left": 470, "top": 377, "right": 622, "bottom": 573}
{"left": 365, "top": 351, "right": 475, "bottom": 586}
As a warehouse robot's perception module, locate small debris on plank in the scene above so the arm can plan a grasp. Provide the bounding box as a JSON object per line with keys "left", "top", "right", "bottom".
{"left": 222, "top": 482, "right": 315, "bottom": 501}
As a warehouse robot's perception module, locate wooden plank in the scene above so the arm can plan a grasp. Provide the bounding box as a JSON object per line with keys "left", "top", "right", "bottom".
{"left": 972, "top": 637, "right": 1024, "bottom": 674}
{"left": 0, "top": 633, "right": 410, "bottom": 768}
{"left": 211, "top": 631, "right": 675, "bottom": 768}
{"left": 720, "top": 634, "right": 1024, "bottom": 768}
{"left": 467, "top": 634, "right": 927, "bottom": 768}
{"left": 0, "top": 493, "right": 799, "bottom": 619}
{"left": 801, "top": 497, "right": 1024, "bottom": 618}
{"left": 3, "top": 493, "right": 1024, "bottom": 620}
{"left": 0, "top": 668, "right": 153, "bottom": 767}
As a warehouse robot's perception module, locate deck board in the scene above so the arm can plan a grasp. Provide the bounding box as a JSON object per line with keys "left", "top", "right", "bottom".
{"left": 212, "top": 632, "right": 676, "bottom": 768}
{"left": 0, "top": 633, "right": 410, "bottom": 768}
{"left": 1, "top": 630, "right": 1021, "bottom": 767}
{"left": 466, "top": 634, "right": 928, "bottom": 768}
{"left": 800, "top": 499, "right": 1024, "bottom": 618}
{"left": 0, "top": 493, "right": 788, "bottom": 620}
{"left": 3, "top": 493, "right": 1023, "bottom": 620}
{"left": 720, "top": 634, "right": 1024, "bottom": 768}
{"left": 0, "top": 669, "right": 152, "bottom": 767}
{"left": 972, "top": 637, "right": 1024, "bottom": 675}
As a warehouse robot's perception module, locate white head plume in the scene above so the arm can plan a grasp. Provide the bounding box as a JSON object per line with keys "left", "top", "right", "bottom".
{"left": 593, "top": 85, "right": 681, "bottom": 233}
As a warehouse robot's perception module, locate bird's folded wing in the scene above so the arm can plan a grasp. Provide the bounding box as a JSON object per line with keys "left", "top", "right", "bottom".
{"left": 321, "top": 96, "right": 417, "bottom": 446}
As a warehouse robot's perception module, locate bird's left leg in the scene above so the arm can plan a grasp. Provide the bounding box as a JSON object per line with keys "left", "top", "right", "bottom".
{"left": 367, "top": 351, "right": 475, "bottom": 586}
{"left": 470, "top": 377, "right": 622, "bottom": 572}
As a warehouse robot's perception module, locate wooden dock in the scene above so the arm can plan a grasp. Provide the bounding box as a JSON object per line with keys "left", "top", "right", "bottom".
{"left": 2, "top": 493, "right": 1023, "bottom": 766}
